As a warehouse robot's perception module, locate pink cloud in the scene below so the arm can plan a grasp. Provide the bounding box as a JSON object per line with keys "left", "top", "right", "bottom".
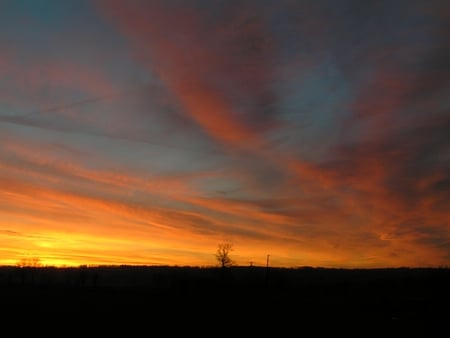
{"left": 98, "top": 0, "right": 277, "bottom": 148}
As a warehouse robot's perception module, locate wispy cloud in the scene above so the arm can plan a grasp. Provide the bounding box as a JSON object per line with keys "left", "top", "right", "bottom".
{"left": 0, "top": 0, "right": 448, "bottom": 267}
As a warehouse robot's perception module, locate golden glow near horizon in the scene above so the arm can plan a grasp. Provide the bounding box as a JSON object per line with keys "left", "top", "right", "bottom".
{"left": 0, "top": 1, "right": 449, "bottom": 268}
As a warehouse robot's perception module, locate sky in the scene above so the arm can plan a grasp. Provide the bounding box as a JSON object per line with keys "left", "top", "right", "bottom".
{"left": 0, "top": 0, "right": 449, "bottom": 268}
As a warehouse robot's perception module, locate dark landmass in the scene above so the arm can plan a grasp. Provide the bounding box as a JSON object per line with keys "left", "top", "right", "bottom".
{"left": 1, "top": 265, "right": 449, "bottom": 336}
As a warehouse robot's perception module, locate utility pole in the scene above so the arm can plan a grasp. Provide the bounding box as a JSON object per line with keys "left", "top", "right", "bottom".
{"left": 265, "top": 254, "right": 270, "bottom": 287}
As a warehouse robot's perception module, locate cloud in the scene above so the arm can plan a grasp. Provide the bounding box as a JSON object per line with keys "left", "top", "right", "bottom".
{"left": 1, "top": 0, "right": 449, "bottom": 267}
{"left": 98, "top": 0, "right": 281, "bottom": 148}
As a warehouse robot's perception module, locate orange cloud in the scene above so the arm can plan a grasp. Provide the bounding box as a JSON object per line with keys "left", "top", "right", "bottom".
{"left": 98, "top": 0, "right": 276, "bottom": 148}
{"left": 2, "top": 1, "right": 448, "bottom": 269}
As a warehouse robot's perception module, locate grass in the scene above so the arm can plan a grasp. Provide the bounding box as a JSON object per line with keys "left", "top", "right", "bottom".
{"left": 1, "top": 265, "right": 449, "bottom": 336}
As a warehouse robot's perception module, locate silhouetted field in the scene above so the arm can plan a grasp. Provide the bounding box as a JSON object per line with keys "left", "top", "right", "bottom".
{"left": 1, "top": 266, "right": 449, "bottom": 336}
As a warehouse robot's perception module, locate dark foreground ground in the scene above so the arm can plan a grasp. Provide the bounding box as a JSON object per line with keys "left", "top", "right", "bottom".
{"left": 1, "top": 266, "right": 449, "bottom": 336}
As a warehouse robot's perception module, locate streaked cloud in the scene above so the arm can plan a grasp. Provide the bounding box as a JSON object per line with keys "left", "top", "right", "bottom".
{"left": 0, "top": 0, "right": 448, "bottom": 268}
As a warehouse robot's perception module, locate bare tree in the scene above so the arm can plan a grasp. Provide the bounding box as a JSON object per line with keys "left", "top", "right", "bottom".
{"left": 17, "top": 257, "right": 41, "bottom": 268}
{"left": 215, "top": 243, "right": 234, "bottom": 268}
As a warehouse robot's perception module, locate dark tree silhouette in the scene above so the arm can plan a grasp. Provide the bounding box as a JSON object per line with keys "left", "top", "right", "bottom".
{"left": 215, "top": 243, "right": 234, "bottom": 268}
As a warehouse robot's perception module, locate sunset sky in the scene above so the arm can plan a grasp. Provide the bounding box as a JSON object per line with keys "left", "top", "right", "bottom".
{"left": 0, "top": 0, "right": 449, "bottom": 268}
